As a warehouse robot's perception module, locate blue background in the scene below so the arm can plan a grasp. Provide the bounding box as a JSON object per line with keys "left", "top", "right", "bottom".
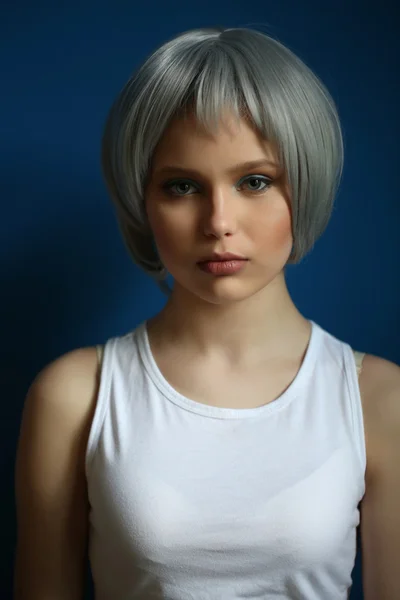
{"left": 2, "top": 1, "right": 399, "bottom": 598}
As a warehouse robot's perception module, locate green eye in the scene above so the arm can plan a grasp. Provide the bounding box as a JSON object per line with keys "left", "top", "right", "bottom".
{"left": 163, "top": 180, "right": 196, "bottom": 196}
{"left": 241, "top": 175, "right": 272, "bottom": 193}
{"left": 162, "top": 174, "right": 273, "bottom": 197}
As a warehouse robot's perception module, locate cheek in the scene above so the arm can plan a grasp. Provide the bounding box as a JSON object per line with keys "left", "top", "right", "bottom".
{"left": 255, "top": 200, "right": 293, "bottom": 254}
{"left": 148, "top": 210, "right": 192, "bottom": 261}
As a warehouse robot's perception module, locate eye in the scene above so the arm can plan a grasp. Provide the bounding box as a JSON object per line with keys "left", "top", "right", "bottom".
{"left": 239, "top": 175, "right": 272, "bottom": 194}
{"left": 163, "top": 180, "right": 197, "bottom": 196}
{"left": 162, "top": 175, "right": 273, "bottom": 197}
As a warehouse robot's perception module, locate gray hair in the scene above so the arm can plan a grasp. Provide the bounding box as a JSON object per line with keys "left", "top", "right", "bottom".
{"left": 102, "top": 26, "right": 344, "bottom": 295}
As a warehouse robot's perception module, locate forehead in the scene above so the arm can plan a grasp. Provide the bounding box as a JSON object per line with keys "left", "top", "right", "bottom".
{"left": 151, "top": 110, "right": 279, "bottom": 165}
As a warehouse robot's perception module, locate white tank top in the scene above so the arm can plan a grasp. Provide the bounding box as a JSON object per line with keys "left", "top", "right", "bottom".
{"left": 85, "top": 319, "right": 366, "bottom": 600}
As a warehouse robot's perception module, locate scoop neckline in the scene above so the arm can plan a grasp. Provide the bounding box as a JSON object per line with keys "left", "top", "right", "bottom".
{"left": 136, "top": 319, "right": 320, "bottom": 420}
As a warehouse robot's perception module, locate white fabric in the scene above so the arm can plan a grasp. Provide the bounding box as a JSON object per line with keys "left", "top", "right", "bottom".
{"left": 86, "top": 319, "right": 366, "bottom": 599}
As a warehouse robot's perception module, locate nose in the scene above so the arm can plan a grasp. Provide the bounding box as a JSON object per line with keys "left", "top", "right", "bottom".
{"left": 202, "top": 188, "right": 238, "bottom": 239}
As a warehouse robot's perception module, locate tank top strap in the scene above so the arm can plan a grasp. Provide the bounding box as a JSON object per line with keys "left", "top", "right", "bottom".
{"left": 96, "top": 344, "right": 104, "bottom": 369}
{"left": 352, "top": 350, "right": 366, "bottom": 377}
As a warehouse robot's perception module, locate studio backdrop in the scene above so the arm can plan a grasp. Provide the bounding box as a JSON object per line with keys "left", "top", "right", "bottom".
{"left": 1, "top": 1, "right": 398, "bottom": 599}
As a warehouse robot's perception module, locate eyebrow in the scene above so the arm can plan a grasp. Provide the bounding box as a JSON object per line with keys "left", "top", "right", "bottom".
{"left": 154, "top": 159, "right": 279, "bottom": 178}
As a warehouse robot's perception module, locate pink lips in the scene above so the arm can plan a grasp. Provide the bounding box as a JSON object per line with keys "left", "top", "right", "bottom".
{"left": 198, "top": 251, "right": 247, "bottom": 262}
{"left": 197, "top": 259, "right": 248, "bottom": 276}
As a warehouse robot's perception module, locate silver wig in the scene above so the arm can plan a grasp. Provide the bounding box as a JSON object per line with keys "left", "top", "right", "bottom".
{"left": 102, "top": 26, "right": 344, "bottom": 295}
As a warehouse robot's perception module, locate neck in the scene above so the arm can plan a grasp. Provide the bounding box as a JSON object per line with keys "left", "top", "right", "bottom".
{"left": 147, "top": 271, "right": 310, "bottom": 367}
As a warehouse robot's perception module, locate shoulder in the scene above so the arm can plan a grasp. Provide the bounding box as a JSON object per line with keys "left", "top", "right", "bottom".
{"left": 29, "top": 346, "right": 100, "bottom": 405}
{"left": 357, "top": 353, "right": 400, "bottom": 596}
{"left": 358, "top": 353, "right": 400, "bottom": 475}
{"left": 15, "top": 347, "right": 101, "bottom": 596}
{"left": 23, "top": 347, "right": 100, "bottom": 452}
{"left": 359, "top": 353, "right": 400, "bottom": 424}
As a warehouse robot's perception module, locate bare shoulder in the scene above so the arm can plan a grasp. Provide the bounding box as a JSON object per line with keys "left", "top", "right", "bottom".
{"left": 359, "top": 353, "right": 400, "bottom": 421}
{"left": 357, "top": 354, "right": 400, "bottom": 598}
{"left": 14, "top": 346, "right": 101, "bottom": 598}
{"left": 29, "top": 346, "right": 100, "bottom": 411}
{"left": 16, "top": 344, "right": 101, "bottom": 496}
{"left": 358, "top": 353, "right": 400, "bottom": 472}
{"left": 23, "top": 346, "right": 101, "bottom": 442}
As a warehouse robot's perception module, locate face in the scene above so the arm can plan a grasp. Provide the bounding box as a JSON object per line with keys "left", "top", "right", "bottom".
{"left": 144, "top": 111, "right": 293, "bottom": 305}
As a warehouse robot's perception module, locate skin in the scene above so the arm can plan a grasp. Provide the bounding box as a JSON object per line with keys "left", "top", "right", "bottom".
{"left": 144, "top": 110, "right": 312, "bottom": 368}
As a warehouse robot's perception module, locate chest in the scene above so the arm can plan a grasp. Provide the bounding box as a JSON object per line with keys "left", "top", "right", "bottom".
{"left": 153, "top": 344, "right": 375, "bottom": 464}
{"left": 153, "top": 350, "right": 303, "bottom": 410}
{"left": 90, "top": 409, "right": 363, "bottom": 596}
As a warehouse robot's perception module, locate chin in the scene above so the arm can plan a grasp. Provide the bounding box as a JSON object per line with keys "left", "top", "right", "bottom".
{"left": 180, "top": 274, "right": 276, "bottom": 305}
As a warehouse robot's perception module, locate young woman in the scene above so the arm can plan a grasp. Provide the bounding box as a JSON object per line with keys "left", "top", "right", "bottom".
{"left": 14, "top": 26, "right": 400, "bottom": 600}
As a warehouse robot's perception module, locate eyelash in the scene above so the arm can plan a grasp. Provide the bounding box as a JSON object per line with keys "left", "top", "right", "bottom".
{"left": 162, "top": 175, "right": 273, "bottom": 197}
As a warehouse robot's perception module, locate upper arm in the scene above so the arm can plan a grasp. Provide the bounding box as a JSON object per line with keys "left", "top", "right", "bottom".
{"left": 360, "top": 356, "right": 400, "bottom": 600}
{"left": 14, "top": 347, "right": 100, "bottom": 600}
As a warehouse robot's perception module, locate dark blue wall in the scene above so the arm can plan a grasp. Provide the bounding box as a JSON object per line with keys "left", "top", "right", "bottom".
{"left": 2, "top": 1, "right": 398, "bottom": 598}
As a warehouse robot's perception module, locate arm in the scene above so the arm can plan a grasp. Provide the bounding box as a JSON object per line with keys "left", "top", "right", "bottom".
{"left": 360, "top": 356, "right": 400, "bottom": 600}
{"left": 14, "top": 347, "right": 99, "bottom": 600}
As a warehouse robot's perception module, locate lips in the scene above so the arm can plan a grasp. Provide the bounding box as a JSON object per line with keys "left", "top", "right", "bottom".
{"left": 197, "top": 252, "right": 247, "bottom": 263}
{"left": 197, "top": 258, "right": 248, "bottom": 275}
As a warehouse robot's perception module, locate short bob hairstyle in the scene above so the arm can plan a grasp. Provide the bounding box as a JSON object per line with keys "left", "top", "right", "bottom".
{"left": 102, "top": 26, "right": 344, "bottom": 295}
